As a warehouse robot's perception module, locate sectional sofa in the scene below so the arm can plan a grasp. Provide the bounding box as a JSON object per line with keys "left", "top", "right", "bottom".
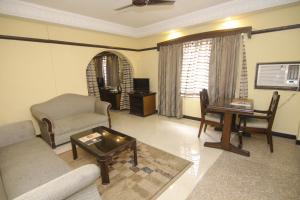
{"left": 0, "top": 120, "right": 101, "bottom": 200}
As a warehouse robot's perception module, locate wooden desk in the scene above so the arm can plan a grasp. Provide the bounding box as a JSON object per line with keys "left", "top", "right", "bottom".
{"left": 99, "top": 88, "right": 121, "bottom": 110}
{"left": 204, "top": 99, "right": 253, "bottom": 157}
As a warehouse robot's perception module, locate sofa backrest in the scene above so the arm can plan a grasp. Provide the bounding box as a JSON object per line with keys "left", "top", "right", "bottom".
{"left": 0, "top": 120, "right": 35, "bottom": 148}
{"left": 31, "top": 94, "right": 96, "bottom": 120}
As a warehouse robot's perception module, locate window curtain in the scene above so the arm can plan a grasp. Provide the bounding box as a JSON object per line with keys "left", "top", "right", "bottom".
{"left": 119, "top": 57, "right": 133, "bottom": 110}
{"left": 93, "top": 57, "right": 103, "bottom": 87}
{"left": 94, "top": 57, "right": 103, "bottom": 79}
{"left": 158, "top": 44, "right": 183, "bottom": 118}
{"left": 208, "top": 34, "right": 242, "bottom": 103}
{"left": 106, "top": 55, "right": 120, "bottom": 88}
{"left": 181, "top": 39, "right": 212, "bottom": 97}
{"left": 239, "top": 34, "right": 248, "bottom": 98}
{"left": 86, "top": 59, "right": 100, "bottom": 100}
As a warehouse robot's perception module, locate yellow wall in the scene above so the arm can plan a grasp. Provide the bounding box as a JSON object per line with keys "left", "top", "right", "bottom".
{"left": 0, "top": 15, "right": 141, "bottom": 131}
{"left": 0, "top": 4, "right": 300, "bottom": 138}
{"left": 136, "top": 4, "right": 300, "bottom": 137}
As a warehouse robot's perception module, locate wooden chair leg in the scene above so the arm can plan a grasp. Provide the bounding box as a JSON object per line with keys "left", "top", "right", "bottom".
{"left": 198, "top": 121, "right": 205, "bottom": 138}
{"left": 204, "top": 124, "right": 208, "bottom": 132}
{"left": 237, "top": 118, "right": 247, "bottom": 148}
{"left": 266, "top": 133, "right": 270, "bottom": 144}
{"left": 237, "top": 118, "right": 243, "bottom": 148}
{"left": 267, "top": 131, "right": 274, "bottom": 153}
{"left": 237, "top": 118, "right": 242, "bottom": 130}
{"left": 238, "top": 131, "right": 243, "bottom": 149}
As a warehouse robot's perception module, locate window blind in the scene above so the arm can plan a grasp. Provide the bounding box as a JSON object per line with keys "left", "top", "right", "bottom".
{"left": 181, "top": 39, "right": 212, "bottom": 97}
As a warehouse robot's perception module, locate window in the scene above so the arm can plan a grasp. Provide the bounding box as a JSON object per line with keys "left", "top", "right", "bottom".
{"left": 181, "top": 39, "right": 212, "bottom": 97}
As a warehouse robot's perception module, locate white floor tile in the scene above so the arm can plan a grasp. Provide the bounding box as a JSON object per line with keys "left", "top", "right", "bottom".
{"left": 54, "top": 110, "right": 223, "bottom": 200}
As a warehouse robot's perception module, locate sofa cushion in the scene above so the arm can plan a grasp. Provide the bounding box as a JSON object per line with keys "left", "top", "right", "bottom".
{"left": 0, "top": 175, "right": 8, "bottom": 200}
{"left": 0, "top": 138, "right": 70, "bottom": 200}
{"left": 53, "top": 113, "right": 108, "bottom": 136}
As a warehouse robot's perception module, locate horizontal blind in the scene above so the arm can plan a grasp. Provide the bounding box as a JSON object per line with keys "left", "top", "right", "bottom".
{"left": 181, "top": 39, "right": 212, "bottom": 97}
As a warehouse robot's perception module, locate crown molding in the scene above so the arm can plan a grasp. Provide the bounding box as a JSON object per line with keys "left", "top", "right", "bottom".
{"left": 0, "top": 0, "right": 137, "bottom": 37}
{"left": 136, "top": 0, "right": 299, "bottom": 37}
{"left": 0, "top": 0, "right": 298, "bottom": 38}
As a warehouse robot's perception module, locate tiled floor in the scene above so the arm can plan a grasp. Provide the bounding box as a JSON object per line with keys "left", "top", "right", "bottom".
{"left": 188, "top": 134, "right": 300, "bottom": 200}
{"left": 55, "top": 110, "right": 224, "bottom": 200}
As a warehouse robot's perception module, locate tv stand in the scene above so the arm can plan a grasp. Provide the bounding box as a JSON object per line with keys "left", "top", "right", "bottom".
{"left": 129, "top": 92, "right": 156, "bottom": 117}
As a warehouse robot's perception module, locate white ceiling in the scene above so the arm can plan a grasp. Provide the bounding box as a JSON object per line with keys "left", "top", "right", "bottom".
{"left": 0, "top": 0, "right": 298, "bottom": 38}
{"left": 21, "top": 0, "right": 231, "bottom": 27}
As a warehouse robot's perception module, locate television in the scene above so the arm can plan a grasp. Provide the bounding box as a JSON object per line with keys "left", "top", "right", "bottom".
{"left": 133, "top": 78, "right": 149, "bottom": 92}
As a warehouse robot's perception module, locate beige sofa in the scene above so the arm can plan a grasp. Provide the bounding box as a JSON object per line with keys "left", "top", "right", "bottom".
{"left": 0, "top": 120, "right": 101, "bottom": 200}
{"left": 31, "top": 93, "right": 111, "bottom": 148}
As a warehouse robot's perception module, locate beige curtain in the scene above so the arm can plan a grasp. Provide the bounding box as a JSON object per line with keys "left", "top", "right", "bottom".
{"left": 239, "top": 34, "right": 248, "bottom": 98}
{"left": 106, "top": 55, "right": 119, "bottom": 88}
{"left": 94, "top": 57, "right": 103, "bottom": 79}
{"left": 158, "top": 44, "right": 183, "bottom": 118}
{"left": 119, "top": 56, "right": 133, "bottom": 110}
{"left": 208, "top": 34, "right": 241, "bottom": 103}
{"left": 86, "top": 59, "right": 100, "bottom": 100}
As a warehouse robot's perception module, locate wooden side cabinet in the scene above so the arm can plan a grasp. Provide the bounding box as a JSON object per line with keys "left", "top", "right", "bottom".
{"left": 129, "top": 92, "right": 156, "bottom": 117}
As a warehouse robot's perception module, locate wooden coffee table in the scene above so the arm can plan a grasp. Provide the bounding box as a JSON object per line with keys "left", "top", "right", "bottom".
{"left": 70, "top": 126, "right": 137, "bottom": 185}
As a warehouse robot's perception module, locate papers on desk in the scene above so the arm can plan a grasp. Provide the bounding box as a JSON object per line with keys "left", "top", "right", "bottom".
{"left": 230, "top": 101, "right": 252, "bottom": 108}
{"left": 79, "top": 133, "right": 102, "bottom": 145}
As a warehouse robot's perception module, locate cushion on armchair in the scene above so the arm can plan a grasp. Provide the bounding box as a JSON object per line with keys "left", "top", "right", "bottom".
{"left": 243, "top": 118, "right": 268, "bottom": 129}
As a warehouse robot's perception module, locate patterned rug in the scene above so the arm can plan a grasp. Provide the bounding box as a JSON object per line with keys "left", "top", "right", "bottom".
{"left": 59, "top": 142, "right": 192, "bottom": 200}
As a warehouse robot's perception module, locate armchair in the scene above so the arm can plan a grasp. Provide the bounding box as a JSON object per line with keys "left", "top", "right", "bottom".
{"left": 238, "top": 91, "right": 280, "bottom": 152}
{"left": 198, "top": 89, "right": 224, "bottom": 138}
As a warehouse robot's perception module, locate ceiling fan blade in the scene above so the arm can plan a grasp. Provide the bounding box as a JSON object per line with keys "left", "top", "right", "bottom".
{"left": 115, "top": 4, "right": 134, "bottom": 11}
{"left": 147, "top": 0, "right": 175, "bottom": 5}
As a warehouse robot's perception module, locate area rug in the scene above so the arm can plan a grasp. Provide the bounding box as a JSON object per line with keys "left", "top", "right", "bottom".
{"left": 59, "top": 142, "right": 192, "bottom": 200}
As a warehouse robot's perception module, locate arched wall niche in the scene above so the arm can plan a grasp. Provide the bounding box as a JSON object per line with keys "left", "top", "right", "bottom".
{"left": 86, "top": 50, "right": 134, "bottom": 110}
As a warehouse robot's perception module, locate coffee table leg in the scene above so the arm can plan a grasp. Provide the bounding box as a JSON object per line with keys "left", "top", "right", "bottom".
{"left": 71, "top": 140, "right": 78, "bottom": 160}
{"left": 97, "top": 158, "right": 110, "bottom": 185}
{"left": 133, "top": 142, "right": 138, "bottom": 166}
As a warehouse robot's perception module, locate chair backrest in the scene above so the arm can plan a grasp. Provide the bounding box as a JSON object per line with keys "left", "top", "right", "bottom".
{"left": 200, "top": 89, "right": 209, "bottom": 118}
{"left": 267, "top": 91, "right": 279, "bottom": 113}
{"left": 267, "top": 91, "right": 280, "bottom": 130}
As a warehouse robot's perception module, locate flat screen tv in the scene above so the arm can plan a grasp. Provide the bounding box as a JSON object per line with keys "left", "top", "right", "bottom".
{"left": 133, "top": 78, "right": 149, "bottom": 92}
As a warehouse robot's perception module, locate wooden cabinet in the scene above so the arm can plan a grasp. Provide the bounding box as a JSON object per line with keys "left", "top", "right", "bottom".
{"left": 129, "top": 92, "right": 156, "bottom": 117}
{"left": 99, "top": 88, "right": 121, "bottom": 110}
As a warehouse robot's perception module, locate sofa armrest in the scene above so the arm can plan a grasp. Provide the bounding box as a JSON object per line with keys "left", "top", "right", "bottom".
{"left": 95, "top": 101, "right": 112, "bottom": 128}
{"left": 95, "top": 101, "right": 111, "bottom": 116}
{"left": 31, "top": 108, "right": 54, "bottom": 124}
{"left": 0, "top": 120, "right": 35, "bottom": 148}
{"left": 14, "top": 164, "right": 100, "bottom": 200}
{"left": 30, "top": 108, "right": 56, "bottom": 148}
